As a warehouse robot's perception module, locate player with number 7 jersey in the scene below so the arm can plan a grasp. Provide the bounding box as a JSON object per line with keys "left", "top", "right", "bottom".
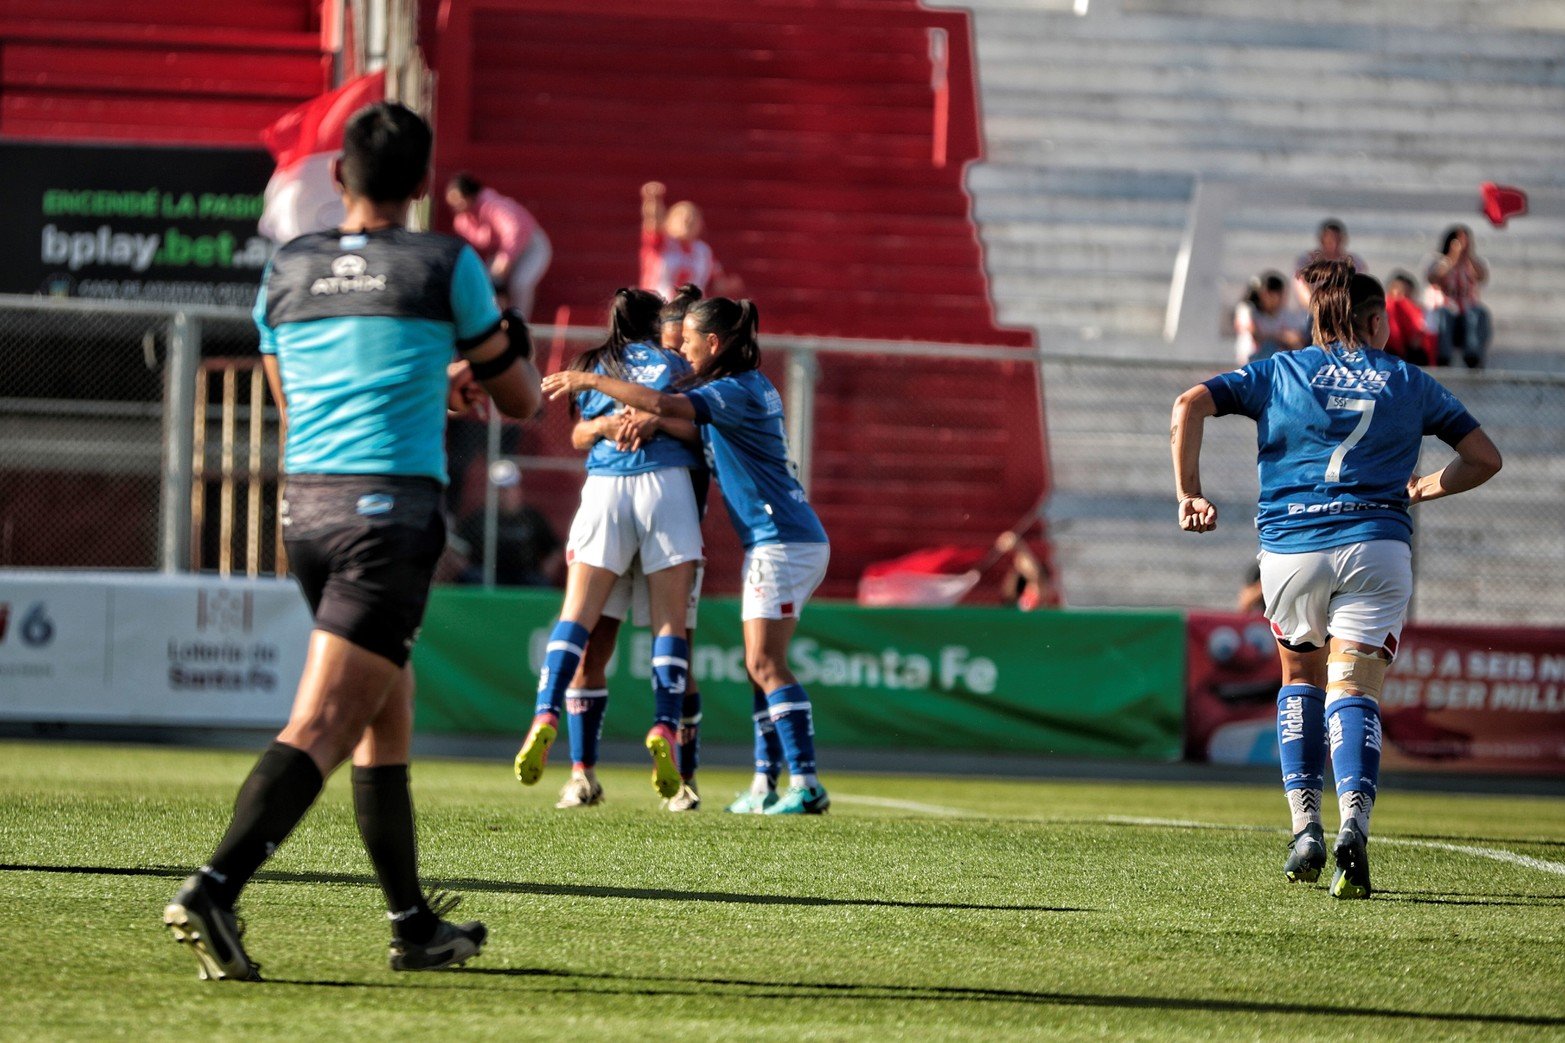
{"left": 1170, "top": 259, "right": 1500, "bottom": 901}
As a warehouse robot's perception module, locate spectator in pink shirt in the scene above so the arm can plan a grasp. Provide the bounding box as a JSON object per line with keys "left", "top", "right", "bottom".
{"left": 447, "top": 172, "right": 551, "bottom": 318}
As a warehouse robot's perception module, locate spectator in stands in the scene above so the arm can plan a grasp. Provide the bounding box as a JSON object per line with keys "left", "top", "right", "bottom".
{"left": 640, "top": 181, "right": 740, "bottom": 301}
{"left": 1234, "top": 270, "right": 1308, "bottom": 363}
{"left": 1427, "top": 224, "right": 1492, "bottom": 369}
{"left": 1237, "top": 561, "right": 1264, "bottom": 614}
{"left": 447, "top": 173, "right": 552, "bottom": 318}
{"left": 1384, "top": 271, "right": 1434, "bottom": 366}
{"left": 996, "top": 531, "right": 1062, "bottom": 610}
{"left": 1294, "top": 218, "right": 1365, "bottom": 307}
{"left": 454, "top": 460, "right": 563, "bottom": 587}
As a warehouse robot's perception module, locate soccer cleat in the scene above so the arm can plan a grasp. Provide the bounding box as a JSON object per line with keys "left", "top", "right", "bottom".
{"left": 645, "top": 724, "right": 682, "bottom": 799}
{"left": 763, "top": 784, "right": 831, "bottom": 816}
{"left": 1284, "top": 823, "right": 1327, "bottom": 883}
{"left": 1330, "top": 823, "right": 1373, "bottom": 899}
{"left": 163, "top": 873, "right": 262, "bottom": 981}
{"left": 514, "top": 716, "right": 557, "bottom": 786}
{"left": 555, "top": 771, "right": 604, "bottom": 809}
{"left": 389, "top": 891, "right": 486, "bottom": 971}
{"left": 664, "top": 781, "right": 700, "bottom": 812}
{"left": 724, "top": 788, "right": 778, "bottom": 814}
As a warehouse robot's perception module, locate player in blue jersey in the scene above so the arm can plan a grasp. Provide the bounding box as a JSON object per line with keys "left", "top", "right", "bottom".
{"left": 542, "top": 297, "right": 832, "bottom": 815}
{"left": 164, "top": 102, "right": 542, "bottom": 980}
{"left": 552, "top": 285, "right": 712, "bottom": 811}
{"left": 1171, "top": 259, "right": 1501, "bottom": 898}
{"left": 514, "top": 289, "right": 704, "bottom": 804}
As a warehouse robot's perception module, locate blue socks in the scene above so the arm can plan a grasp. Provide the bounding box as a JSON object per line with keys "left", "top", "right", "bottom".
{"left": 535, "top": 620, "right": 590, "bottom": 719}
{"left": 678, "top": 688, "right": 701, "bottom": 781}
{"left": 765, "top": 683, "right": 818, "bottom": 788}
{"left": 566, "top": 687, "right": 608, "bottom": 768}
{"left": 751, "top": 686, "right": 783, "bottom": 788}
{"left": 1277, "top": 683, "right": 1326, "bottom": 793}
{"left": 1328, "top": 694, "right": 1382, "bottom": 832}
{"left": 651, "top": 635, "right": 689, "bottom": 731}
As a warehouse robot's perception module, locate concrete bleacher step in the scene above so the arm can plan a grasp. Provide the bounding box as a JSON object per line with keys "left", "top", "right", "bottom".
{"left": 1122, "top": 0, "right": 1565, "bottom": 32}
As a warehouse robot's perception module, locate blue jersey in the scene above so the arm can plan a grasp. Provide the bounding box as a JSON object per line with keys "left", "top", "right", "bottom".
{"left": 255, "top": 228, "right": 500, "bottom": 483}
{"left": 577, "top": 342, "right": 702, "bottom": 476}
{"left": 1204, "top": 344, "right": 1479, "bottom": 553}
{"left": 686, "top": 370, "right": 828, "bottom": 548}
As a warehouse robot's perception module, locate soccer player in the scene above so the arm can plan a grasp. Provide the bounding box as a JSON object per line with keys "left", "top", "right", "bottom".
{"left": 163, "top": 102, "right": 542, "bottom": 980}
{"left": 555, "top": 287, "right": 711, "bottom": 812}
{"left": 514, "top": 289, "right": 703, "bottom": 804}
{"left": 1170, "top": 259, "right": 1501, "bottom": 898}
{"left": 541, "top": 297, "right": 832, "bottom": 815}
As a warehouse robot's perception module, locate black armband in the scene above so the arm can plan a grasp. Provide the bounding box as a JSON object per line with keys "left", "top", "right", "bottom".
{"left": 501, "top": 307, "right": 534, "bottom": 360}
{"left": 469, "top": 341, "right": 520, "bottom": 381}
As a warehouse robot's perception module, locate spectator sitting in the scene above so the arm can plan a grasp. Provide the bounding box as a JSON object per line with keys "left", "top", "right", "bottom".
{"left": 1384, "top": 270, "right": 1434, "bottom": 366}
{"left": 639, "top": 181, "right": 741, "bottom": 300}
{"left": 446, "top": 172, "right": 552, "bottom": 318}
{"left": 996, "top": 531, "right": 1062, "bottom": 610}
{"left": 1427, "top": 224, "right": 1492, "bottom": 369}
{"left": 1294, "top": 217, "right": 1366, "bottom": 307}
{"left": 1234, "top": 270, "right": 1308, "bottom": 363}
{"left": 455, "top": 461, "right": 564, "bottom": 587}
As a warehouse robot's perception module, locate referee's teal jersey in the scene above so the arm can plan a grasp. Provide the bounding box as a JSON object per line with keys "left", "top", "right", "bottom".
{"left": 255, "top": 227, "right": 501, "bottom": 483}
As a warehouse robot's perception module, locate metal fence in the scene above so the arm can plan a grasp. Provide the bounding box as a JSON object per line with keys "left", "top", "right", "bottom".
{"left": 2, "top": 293, "right": 1559, "bottom": 624}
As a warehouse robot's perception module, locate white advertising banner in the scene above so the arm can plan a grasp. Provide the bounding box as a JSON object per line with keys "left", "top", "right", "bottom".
{"left": 0, "top": 571, "right": 312, "bottom": 727}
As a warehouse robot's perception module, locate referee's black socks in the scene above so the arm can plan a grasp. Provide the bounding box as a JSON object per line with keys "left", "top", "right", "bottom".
{"left": 203, "top": 741, "right": 324, "bottom": 907}
{"left": 352, "top": 763, "right": 438, "bottom": 943}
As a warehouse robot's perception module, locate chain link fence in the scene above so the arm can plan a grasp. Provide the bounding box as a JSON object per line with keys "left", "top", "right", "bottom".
{"left": 1039, "top": 354, "right": 1565, "bottom": 625}
{"left": 2, "top": 294, "right": 1557, "bottom": 624}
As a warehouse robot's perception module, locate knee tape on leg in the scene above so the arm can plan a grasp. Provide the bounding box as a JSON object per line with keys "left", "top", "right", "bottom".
{"left": 1326, "top": 648, "right": 1389, "bottom": 702}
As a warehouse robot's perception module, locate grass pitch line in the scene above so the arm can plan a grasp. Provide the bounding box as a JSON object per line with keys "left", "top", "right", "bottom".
{"left": 1099, "top": 815, "right": 1565, "bottom": 877}
{"left": 832, "top": 794, "right": 977, "bottom": 817}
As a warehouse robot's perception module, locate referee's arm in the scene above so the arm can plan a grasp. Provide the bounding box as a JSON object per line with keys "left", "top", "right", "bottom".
{"left": 463, "top": 328, "right": 542, "bottom": 420}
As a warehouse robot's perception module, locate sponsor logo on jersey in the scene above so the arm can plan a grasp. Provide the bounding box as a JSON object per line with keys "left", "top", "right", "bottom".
{"left": 763, "top": 387, "right": 784, "bottom": 414}
{"left": 1285, "top": 499, "right": 1396, "bottom": 516}
{"left": 310, "top": 253, "right": 387, "bottom": 296}
{"left": 1309, "top": 364, "right": 1390, "bottom": 394}
{"left": 626, "top": 363, "right": 668, "bottom": 384}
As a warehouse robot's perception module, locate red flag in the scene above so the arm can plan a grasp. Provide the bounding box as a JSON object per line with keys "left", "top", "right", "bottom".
{"left": 258, "top": 71, "right": 387, "bottom": 243}
{"left": 1480, "top": 182, "right": 1528, "bottom": 228}
{"left": 857, "top": 545, "right": 988, "bottom": 607}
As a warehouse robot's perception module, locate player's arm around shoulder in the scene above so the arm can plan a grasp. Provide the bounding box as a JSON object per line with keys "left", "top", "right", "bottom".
{"left": 1170, "top": 382, "right": 1219, "bottom": 532}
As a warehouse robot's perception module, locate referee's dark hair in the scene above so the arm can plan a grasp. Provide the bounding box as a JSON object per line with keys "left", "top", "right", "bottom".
{"left": 338, "top": 102, "right": 433, "bottom": 203}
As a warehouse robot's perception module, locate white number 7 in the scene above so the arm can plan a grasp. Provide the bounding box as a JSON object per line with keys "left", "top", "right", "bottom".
{"left": 1325, "top": 399, "right": 1375, "bottom": 482}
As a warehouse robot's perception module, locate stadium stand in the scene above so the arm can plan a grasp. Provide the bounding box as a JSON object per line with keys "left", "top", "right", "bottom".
{"left": 433, "top": 0, "right": 1045, "bottom": 598}
{"left": 0, "top": 0, "right": 328, "bottom": 144}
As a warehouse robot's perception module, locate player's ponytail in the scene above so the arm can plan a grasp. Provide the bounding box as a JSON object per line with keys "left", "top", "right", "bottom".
{"left": 659, "top": 283, "right": 703, "bottom": 328}
{"left": 571, "top": 287, "right": 663, "bottom": 382}
{"left": 1299, "top": 258, "right": 1357, "bottom": 348}
{"left": 681, "top": 296, "right": 761, "bottom": 385}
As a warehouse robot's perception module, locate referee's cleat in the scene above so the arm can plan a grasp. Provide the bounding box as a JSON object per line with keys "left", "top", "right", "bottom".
{"left": 1330, "top": 823, "right": 1373, "bottom": 899}
{"left": 389, "top": 892, "right": 487, "bottom": 971}
{"left": 724, "top": 788, "right": 778, "bottom": 814}
{"left": 763, "top": 784, "right": 831, "bottom": 816}
{"left": 664, "top": 781, "right": 700, "bottom": 812}
{"left": 1284, "top": 823, "right": 1327, "bottom": 883}
{"left": 514, "top": 715, "right": 557, "bottom": 786}
{"left": 163, "top": 873, "right": 262, "bottom": 981}
{"left": 555, "top": 770, "right": 604, "bottom": 809}
{"left": 645, "top": 724, "right": 683, "bottom": 799}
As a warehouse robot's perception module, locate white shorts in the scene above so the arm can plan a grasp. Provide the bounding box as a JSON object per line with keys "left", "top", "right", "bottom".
{"left": 566, "top": 469, "right": 703, "bottom": 577}
{"left": 742, "top": 542, "right": 830, "bottom": 621}
{"left": 1259, "top": 539, "right": 1412, "bottom": 656}
{"left": 603, "top": 559, "right": 705, "bottom": 630}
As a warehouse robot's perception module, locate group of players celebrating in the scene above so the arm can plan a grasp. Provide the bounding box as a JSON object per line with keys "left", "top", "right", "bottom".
{"left": 162, "top": 98, "right": 1500, "bottom": 985}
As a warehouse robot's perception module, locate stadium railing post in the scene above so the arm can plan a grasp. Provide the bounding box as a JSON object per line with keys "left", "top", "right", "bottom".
{"left": 784, "top": 345, "right": 819, "bottom": 495}
{"left": 159, "top": 311, "right": 199, "bottom": 574}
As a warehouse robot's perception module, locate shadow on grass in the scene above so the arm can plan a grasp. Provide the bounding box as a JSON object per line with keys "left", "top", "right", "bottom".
{"left": 1375, "top": 889, "right": 1565, "bottom": 908}
{"left": 0, "top": 863, "right": 1084, "bottom": 914}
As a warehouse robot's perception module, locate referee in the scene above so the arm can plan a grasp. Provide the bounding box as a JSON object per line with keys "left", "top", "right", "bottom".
{"left": 163, "top": 102, "right": 540, "bottom": 980}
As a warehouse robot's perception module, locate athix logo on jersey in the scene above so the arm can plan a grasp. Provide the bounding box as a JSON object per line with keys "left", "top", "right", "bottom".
{"left": 310, "top": 254, "right": 387, "bottom": 296}
{"left": 1309, "top": 365, "right": 1390, "bottom": 394}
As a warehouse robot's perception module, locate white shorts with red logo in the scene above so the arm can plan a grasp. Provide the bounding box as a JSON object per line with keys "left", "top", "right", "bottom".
{"left": 741, "top": 542, "right": 829, "bottom": 622}
{"left": 1259, "top": 539, "right": 1411, "bottom": 655}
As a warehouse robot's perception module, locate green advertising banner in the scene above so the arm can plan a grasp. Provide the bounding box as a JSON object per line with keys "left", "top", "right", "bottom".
{"left": 412, "top": 589, "right": 1186, "bottom": 761}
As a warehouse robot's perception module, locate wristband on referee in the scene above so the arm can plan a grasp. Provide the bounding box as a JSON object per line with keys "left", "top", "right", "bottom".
{"left": 469, "top": 341, "right": 520, "bottom": 381}
{"left": 500, "top": 307, "right": 534, "bottom": 361}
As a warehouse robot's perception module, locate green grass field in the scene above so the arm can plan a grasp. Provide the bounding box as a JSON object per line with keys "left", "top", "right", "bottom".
{"left": 2, "top": 741, "right": 1563, "bottom": 1041}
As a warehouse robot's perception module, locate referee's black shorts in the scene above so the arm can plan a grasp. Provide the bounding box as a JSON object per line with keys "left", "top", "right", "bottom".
{"left": 282, "top": 474, "right": 446, "bottom": 667}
